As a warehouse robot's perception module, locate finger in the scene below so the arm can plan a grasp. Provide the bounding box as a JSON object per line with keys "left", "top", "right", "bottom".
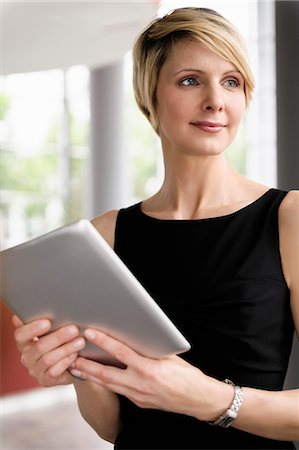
{"left": 70, "top": 365, "right": 136, "bottom": 399}
{"left": 84, "top": 329, "right": 144, "bottom": 368}
{"left": 14, "top": 319, "right": 52, "bottom": 351}
{"left": 12, "top": 315, "right": 23, "bottom": 328}
{"left": 27, "top": 325, "right": 81, "bottom": 362}
{"left": 70, "top": 369, "right": 104, "bottom": 386}
{"left": 47, "top": 352, "right": 79, "bottom": 379}
{"left": 74, "top": 355, "right": 126, "bottom": 386}
{"left": 39, "top": 353, "right": 78, "bottom": 387}
{"left": 23, "top": 336, "right": 85, "bottom": 372}
{"left": 70, "top": 359, "right": 120, "bottom": 390}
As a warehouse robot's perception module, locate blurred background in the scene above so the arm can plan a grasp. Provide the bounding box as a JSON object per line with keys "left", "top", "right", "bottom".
{"left": 1, "top": 0, "right": 298, "bottom": 448}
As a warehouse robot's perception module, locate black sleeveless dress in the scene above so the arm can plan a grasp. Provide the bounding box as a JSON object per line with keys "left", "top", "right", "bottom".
{"left": 113, "top": 188, "right": 295, "bottom": 449}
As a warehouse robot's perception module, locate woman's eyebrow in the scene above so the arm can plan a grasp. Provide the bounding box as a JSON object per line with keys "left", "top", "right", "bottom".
{"left": 174, "top": 69, "right": 205, "bottom": 76}
{"left": 173, "top": 68, "right": 241, "bottom": 76}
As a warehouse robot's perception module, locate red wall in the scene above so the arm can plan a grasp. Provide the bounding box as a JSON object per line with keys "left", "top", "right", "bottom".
{"left": 1, "top": 302, "right": 38, "bottom": 395}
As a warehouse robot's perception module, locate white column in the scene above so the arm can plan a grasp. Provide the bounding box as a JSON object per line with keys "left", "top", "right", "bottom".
{"left": 58, "top": 70, "right": 71, "bottom": 224}
{"left": 246, "top": 1, "right": 277, "bottom": 187}
{"left": 87, "top": 61, "right": 126, "bottom": 218}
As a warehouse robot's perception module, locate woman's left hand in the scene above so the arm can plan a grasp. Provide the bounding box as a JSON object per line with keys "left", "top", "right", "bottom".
{"left": 70, "top": 329, "right": 232, "bottom": 421}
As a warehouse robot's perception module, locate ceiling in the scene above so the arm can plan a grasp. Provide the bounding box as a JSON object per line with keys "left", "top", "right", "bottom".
{"left": 2, "top": 1, "right": 159, "bottom": 75}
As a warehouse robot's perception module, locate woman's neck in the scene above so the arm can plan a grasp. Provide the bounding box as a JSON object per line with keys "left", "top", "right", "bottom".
{"left": 146, "top": 152, "right": 247, "bottom": 220}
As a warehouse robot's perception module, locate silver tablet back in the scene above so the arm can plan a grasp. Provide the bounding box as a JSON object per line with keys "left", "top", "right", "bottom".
{"left": 1, "top": 220, "right": 190, "bottom": 365}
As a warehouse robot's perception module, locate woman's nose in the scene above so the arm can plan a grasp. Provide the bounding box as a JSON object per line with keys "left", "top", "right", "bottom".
{"left": 201, "top": 85, "right": 225, "bottom": 112}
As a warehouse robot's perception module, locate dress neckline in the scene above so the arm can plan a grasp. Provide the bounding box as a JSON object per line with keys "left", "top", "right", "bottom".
{"left": 138, "top": 188, "right": 275, "bottom": 223}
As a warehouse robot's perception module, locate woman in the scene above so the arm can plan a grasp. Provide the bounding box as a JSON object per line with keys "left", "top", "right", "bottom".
{"left": 13, "top": 7, "right": 299, "bottom": 449}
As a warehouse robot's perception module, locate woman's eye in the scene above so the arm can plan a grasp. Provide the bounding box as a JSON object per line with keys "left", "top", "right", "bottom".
{"left": 224, "top": 79, "right": 239, "bottom": 88}
{"left": 180, "top": 77, "right": 199, "bottom": 86}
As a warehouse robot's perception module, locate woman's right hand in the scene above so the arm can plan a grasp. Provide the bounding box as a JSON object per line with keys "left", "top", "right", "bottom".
{"left": 12, "top": 315, "right": 86, "bottom": 387}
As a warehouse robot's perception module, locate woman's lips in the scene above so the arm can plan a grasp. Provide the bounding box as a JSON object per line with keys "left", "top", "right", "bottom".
{"left": 191, "top": 121, "right": 226, "bottom": 133}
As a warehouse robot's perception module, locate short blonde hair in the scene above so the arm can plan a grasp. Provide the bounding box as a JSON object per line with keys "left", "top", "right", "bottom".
{"left": 133, "top": 7, "right": 255, "bottom": 134}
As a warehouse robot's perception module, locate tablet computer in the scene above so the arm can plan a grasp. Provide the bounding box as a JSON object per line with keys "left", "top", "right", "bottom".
{"left": 1, "top": 219, "right": 190, "bottom": 366}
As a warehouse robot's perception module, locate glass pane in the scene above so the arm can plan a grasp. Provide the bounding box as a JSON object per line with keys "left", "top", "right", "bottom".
{"left": 0, "top": 67, "right": 89, "bottom": 249}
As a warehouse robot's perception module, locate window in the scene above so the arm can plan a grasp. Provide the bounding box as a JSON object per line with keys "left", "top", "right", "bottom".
{"left": 0, "top": 67, "right": 89, "bottom": 248}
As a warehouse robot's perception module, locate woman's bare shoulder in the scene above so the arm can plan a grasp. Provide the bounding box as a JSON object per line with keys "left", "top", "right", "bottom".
{"left": 278, "top": 190, "right": 299, "bottom": 289}
{"left": 279, "top": 190, "right": 299, "bottom": 222}
{"left": 90, "top": 209, "right": 119, "bottom": 248}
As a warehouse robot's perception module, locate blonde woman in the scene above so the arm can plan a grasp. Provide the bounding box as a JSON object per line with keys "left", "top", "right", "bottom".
{"left": 13, "top": 8, "right": 299, "bottom": 449}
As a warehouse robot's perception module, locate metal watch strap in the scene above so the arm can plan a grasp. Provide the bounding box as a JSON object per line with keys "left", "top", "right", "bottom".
{"left": 208, "top": 379, "right": 244, "bottom": 428}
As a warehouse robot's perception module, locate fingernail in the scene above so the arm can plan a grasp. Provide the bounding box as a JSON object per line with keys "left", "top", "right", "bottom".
{"left": 39, "top": 320, "right": 50, "bottom": 331}
{"left": 70, "top": 369, "right": 82, "bottom": 378}
{"left": 84, "top": 329, "right": 96, "bottom": 341}
{"left": 72, "top": 338, "right": 85, "bottom": 349}
{"left": 66, "top": 326, "right": 78, "bottom": 337}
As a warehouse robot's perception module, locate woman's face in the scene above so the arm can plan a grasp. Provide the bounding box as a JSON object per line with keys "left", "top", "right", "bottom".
{"left": 155, "top": 39, "right": 246, "bottom": 156}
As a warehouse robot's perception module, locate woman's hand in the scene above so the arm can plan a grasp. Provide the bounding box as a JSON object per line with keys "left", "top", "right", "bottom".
{"left": 70, "top": 329, "right": 233, "bottom": 421}
{"left": 12, "top": 315, "right": 86, "bottom": 387}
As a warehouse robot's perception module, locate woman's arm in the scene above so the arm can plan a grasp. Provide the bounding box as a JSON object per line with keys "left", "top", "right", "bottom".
{"left": 73, "top": 380, "right": 121, "bottom": 443}
{"left": 232, "top": 386, "right": 299, "bottom": 440}
{"left": 279, "top": 190, "right": 299, "bottom": 337}
{"left": 71, "top": 327, "right": 299, "bottom": 442}
{"left": 70, "top": 191, "right": 299, "bottom": 441}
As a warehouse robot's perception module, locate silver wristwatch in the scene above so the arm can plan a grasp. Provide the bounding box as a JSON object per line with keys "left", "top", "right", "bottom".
{"left": 208, "top": 379, "right": 244, "bottom": 428}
